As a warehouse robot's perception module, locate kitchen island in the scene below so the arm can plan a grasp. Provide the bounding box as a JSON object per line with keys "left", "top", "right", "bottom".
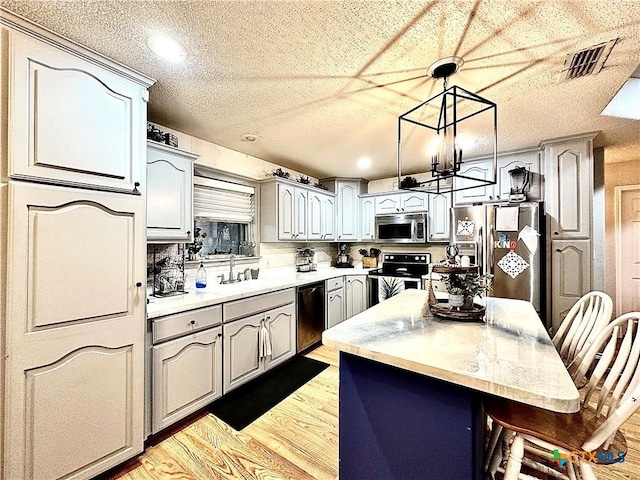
{"left": 322, "top": 289, "right": 579, "bottom": 480}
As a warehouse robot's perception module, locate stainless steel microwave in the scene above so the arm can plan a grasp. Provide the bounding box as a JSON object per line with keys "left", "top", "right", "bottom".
{"left": 375, "top": 213, "right": 428, "bottom": 243}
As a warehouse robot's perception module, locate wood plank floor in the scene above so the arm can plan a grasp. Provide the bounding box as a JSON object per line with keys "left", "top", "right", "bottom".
{"left": 104, "top": 345, "right": 639, "bottom": 480}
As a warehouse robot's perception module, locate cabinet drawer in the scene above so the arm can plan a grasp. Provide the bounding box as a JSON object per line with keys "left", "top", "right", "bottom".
{"left": 223, "top": 288, "right": 295, "bottom": 322}
{"left": 153, "top": 305, "right": 222, "bottom": 343}
{"left": 326, "top": 276, "right": 344, "bottom": 292}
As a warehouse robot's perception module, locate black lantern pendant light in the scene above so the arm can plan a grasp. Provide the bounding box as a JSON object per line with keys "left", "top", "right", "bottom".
{"left": 397, "top": 56, "right": 498, "bottom": 194}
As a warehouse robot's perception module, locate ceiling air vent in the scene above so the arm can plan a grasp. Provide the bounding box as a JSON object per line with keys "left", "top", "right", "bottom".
{"left": 558, "top": 38, "right": 618, "bottom": 82}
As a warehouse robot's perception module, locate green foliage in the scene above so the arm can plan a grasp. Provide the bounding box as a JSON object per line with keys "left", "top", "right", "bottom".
{"left": 442, "top": 273, "right": 493, "bottom": 298}
{"left": 188, "top": 227, "right": 207, "bottom": 255}
{"left": 272, "top": 168, "right": 291, "bottom": 179}
{"left": 380, "top": 277, "right": 403, "bottom": 300}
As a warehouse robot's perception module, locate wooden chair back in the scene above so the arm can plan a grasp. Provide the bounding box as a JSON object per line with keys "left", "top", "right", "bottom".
{"left": 553, "top": 291, "right": 613, "bottom": 368}
{"left": 571, "top": 312, "right": 640, "bottom": 451}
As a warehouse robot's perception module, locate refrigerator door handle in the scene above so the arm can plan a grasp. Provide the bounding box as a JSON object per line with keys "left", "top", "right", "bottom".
{"left": 487, "top": 224, "right": 494, "bottom": 271}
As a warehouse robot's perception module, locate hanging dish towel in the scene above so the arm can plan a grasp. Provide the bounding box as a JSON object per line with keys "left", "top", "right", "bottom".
{"left": 378, "top": 277, "right": 405, "bottom": 303}
{"left": 260, "top": 321, "right": 272, "bottom": 358}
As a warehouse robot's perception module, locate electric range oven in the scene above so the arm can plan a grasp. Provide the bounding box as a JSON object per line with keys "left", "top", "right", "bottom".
{"left": 367, "top": 252, "right": 431, "bottom": 306}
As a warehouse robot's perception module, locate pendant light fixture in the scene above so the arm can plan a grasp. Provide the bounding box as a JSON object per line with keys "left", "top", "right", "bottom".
{"left": 397, "top": 56, "right": 497, "bottom": 194}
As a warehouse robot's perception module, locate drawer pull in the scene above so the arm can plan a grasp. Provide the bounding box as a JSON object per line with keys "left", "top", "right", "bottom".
{"left": 190, "top": 320, "right": 196, "bottom": 326}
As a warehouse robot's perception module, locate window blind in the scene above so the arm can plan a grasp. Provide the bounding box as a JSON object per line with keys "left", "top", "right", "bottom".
{"left": 193, "top": 176, "right": 254, "bottom": 223}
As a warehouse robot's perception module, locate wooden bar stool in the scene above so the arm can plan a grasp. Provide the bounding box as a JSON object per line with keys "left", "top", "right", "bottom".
{"left": 485, "top": 312, "right": 640, "bottom": 480}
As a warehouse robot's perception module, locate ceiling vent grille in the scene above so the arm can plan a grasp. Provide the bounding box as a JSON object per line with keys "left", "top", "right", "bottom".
{"left": 559, "top": 38, "right": 618, "bottom": 82}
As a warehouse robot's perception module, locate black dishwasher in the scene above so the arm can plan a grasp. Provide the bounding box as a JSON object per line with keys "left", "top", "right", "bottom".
{"left": 296, "top": 281, "right": 325, "bottom": 353}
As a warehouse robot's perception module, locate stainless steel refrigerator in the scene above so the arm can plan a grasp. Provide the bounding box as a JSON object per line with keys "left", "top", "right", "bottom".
{"left": 451, "top": 202, "right": 546, "bottom": 323}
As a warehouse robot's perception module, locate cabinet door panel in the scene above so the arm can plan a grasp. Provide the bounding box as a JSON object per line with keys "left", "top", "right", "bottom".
{"left": 223, "top": 313, "right": 263, "bottom": 393}
{"left": 152, "top": 327, "right": 222, "bottom": 433}
{"left": 146, "top": 142, "right": 195, "bottom": 242}
{"left": 323, "top": 195, "right": 336, "bottom": 240}
{"left": 551, "top": 240, "right": 591, "bottom": 333}
{"left": 453, "top": 160, "right": 495, "bottom": 205}
{"left": 295, "top": 188, "right": 307, "bottom": 239}
{"left": 4, "top": 181, "right": 146, "bottom": 479}
{"left": 428, "top": 193, "right": 451, "bottom": 242}
{"left": 327, "top": 289, "right": 345, "bottom": 328}
{"left": 545, "top": 139, "right": 592, "bottom": 239}
{"left": 401, "top": 193, "right": 428, "bottom": 212}
{"left": 360, "top": 197, "right": 375, "bottom": 241}
{"left": 346, "top": 276, "right": 367, "bottom": 318}
{"left": 496, "top": 151, "right": 541, "bottom": 201}
{"left": 9, "top": 32, "right": 145, "bottom": 192}
{"left": 375, "top": 194, "right": 401, "bottom": 214}
{"left": 265, "top": 303, "right": 295, "bottom": 370}
{"left": 337, "top": 183, "right": 358, "bottom": 240}
{"left": 308, "top": 192, "right": 323, "bottom": 240}
{"left": 26, "top": 345, "right": 134, "bottom": 480}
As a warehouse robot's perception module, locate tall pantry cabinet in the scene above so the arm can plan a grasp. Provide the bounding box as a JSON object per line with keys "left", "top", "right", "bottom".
{"left": 542, "top": 133, "right": 597, "bottom": 333}
{"left": 0, "top": 10, "right": 155, "bottom": 480}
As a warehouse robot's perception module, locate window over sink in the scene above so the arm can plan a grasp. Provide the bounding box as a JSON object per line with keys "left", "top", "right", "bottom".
{"left": 191, "top": 168, "right": 257, "bottom": 259}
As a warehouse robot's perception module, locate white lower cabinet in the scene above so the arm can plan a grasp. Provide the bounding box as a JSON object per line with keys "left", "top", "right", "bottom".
{"left": 551, "top": 239, "right": 592, "bottom": 333}
{"left": 346, "top": 276, "right": 368, "bottom": 318}
{"left": 223, "top": 294, "right": 296, "bottom": 394}
{"left": 152, "top": 327, "right": 223, "bottom": 433}
{"left": 327, "top": 277, "right": 346, "bottom": 329}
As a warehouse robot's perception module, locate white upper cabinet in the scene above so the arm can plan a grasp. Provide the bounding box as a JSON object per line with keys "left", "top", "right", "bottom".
{"left": 543, "top": 135, "right": 595, "bottom": 239}
{"left": 146, "top": 141, "right": 197, "bottom": 243}
{"left": 453, "top": 158, "right": 496, "bottom": 205}
{"left": 453, "top": 149, "right": 543, "bottom": 205}
{"left": 308, "top": 189, "right": 336, "bottom": 241}
{"left": 360, "top": 196, "right": 375, "bottom": 241}
{"left": 320, "top": 178, "right": 368, "bottom": 242}
{"left": 336, "top": 181, "right": 359, "bottom": 241}
{"left": 495, "top": 149, "right": 542, "bottom": 202}
{"left": 428, "top": 192, "right": 451, "bottom": 242}
{"left": 260, "top": 179, "right": 337, "bottom": 242}
{"left": 277, "top": 183, "right": 307, "bottom": 241}
{"left": 322, "top": 194, "right": 336, "bottom": 241}
{"left": 6, "top": 30, "right": 152, "bottom": 194}
{"left": 375, "top": 192, "right": 429, "bottom": 214}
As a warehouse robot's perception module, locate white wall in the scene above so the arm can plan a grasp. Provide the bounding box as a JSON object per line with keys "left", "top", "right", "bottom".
{"left": 151, "top": 122, "right": 317, "bottom": 183}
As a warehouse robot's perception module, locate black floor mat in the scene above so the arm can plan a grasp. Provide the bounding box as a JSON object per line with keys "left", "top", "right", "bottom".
{"left": 209, "top": 356, "right": 330, "bottom": 430}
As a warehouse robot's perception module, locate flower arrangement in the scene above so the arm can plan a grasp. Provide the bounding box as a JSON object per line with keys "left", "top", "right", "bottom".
{"left": 271, "top": 167, "right": 291, "bottom": 179}
{"left": 442, "top": 272, "right": 493, "bottom": 303}
{"left": 297, "top": 174, "right": 312, "bottom": 184}
{"left": 187, "top": 227, "right": 207, "bottom": 259}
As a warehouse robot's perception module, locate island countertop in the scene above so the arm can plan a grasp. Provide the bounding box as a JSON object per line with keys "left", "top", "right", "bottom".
{"left": 322, "top": 289, "right": 580, "bottom": 413}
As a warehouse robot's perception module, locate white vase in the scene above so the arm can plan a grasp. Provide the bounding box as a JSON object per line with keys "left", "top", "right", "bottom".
{"left": 449, "top": 294, "right": 465, "bottom": 308}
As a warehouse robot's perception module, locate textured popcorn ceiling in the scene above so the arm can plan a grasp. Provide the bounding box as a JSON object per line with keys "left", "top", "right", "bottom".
{"left": 2, "top": 0, "right": 639, "bottom": 180}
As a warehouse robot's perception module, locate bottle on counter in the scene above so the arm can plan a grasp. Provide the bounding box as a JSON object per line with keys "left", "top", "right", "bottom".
{"left": 196, "top": 262, "right": 207, "bottom": 288}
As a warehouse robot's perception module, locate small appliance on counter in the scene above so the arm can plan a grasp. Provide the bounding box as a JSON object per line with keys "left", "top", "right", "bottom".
{"left": 335, "top": 243, "right": 354, "bottom": 268}
{"left": 295, "top": 247, "right": 317, "bottom": 272}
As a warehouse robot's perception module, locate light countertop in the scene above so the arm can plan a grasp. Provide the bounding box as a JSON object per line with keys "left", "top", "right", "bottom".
{"left": 147, "top": 266, "right": 369, "bottom": 319}
{"left": 322, "top": 289, "right": 580, "bottom": 413}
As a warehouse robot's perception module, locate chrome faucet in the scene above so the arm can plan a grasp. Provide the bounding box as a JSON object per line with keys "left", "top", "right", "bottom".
{"left": 229, "top": 254, "right": 236, "bottom": 282}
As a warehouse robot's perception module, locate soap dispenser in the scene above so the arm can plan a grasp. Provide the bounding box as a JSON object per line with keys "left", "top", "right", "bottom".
{"left": 196, "top": 262, "right": 207, "bottom": 288}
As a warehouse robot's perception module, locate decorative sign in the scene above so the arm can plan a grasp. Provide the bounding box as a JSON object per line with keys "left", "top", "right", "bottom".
{"left": 495, "top": 233, "right": 517, "bottom": 250}
{"left": 518, "top": 225, "right": 540, "bottom": 254}
{"left": 497, "top": 251, "right": 529, "bottom": 279}
{"left": 495, "top": 206, "right": 519, "bottom": 231}
{"left": 457, "top": 220, "right": 475, "bottom": 236}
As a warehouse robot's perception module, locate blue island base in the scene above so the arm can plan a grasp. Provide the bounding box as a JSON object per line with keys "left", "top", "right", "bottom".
{"left": 339, "top": 352, "right": 485, "bottom": 480}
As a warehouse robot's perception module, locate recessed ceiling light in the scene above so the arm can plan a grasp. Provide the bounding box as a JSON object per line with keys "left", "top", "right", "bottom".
{"left": 240, "top": 133, "right": 259, "bottom": 142}
{"left": 357, "top": 156, "right": 372, "bottom": 169}
{"left": 147, "top": 35, "right": 187, "bottom": 63}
